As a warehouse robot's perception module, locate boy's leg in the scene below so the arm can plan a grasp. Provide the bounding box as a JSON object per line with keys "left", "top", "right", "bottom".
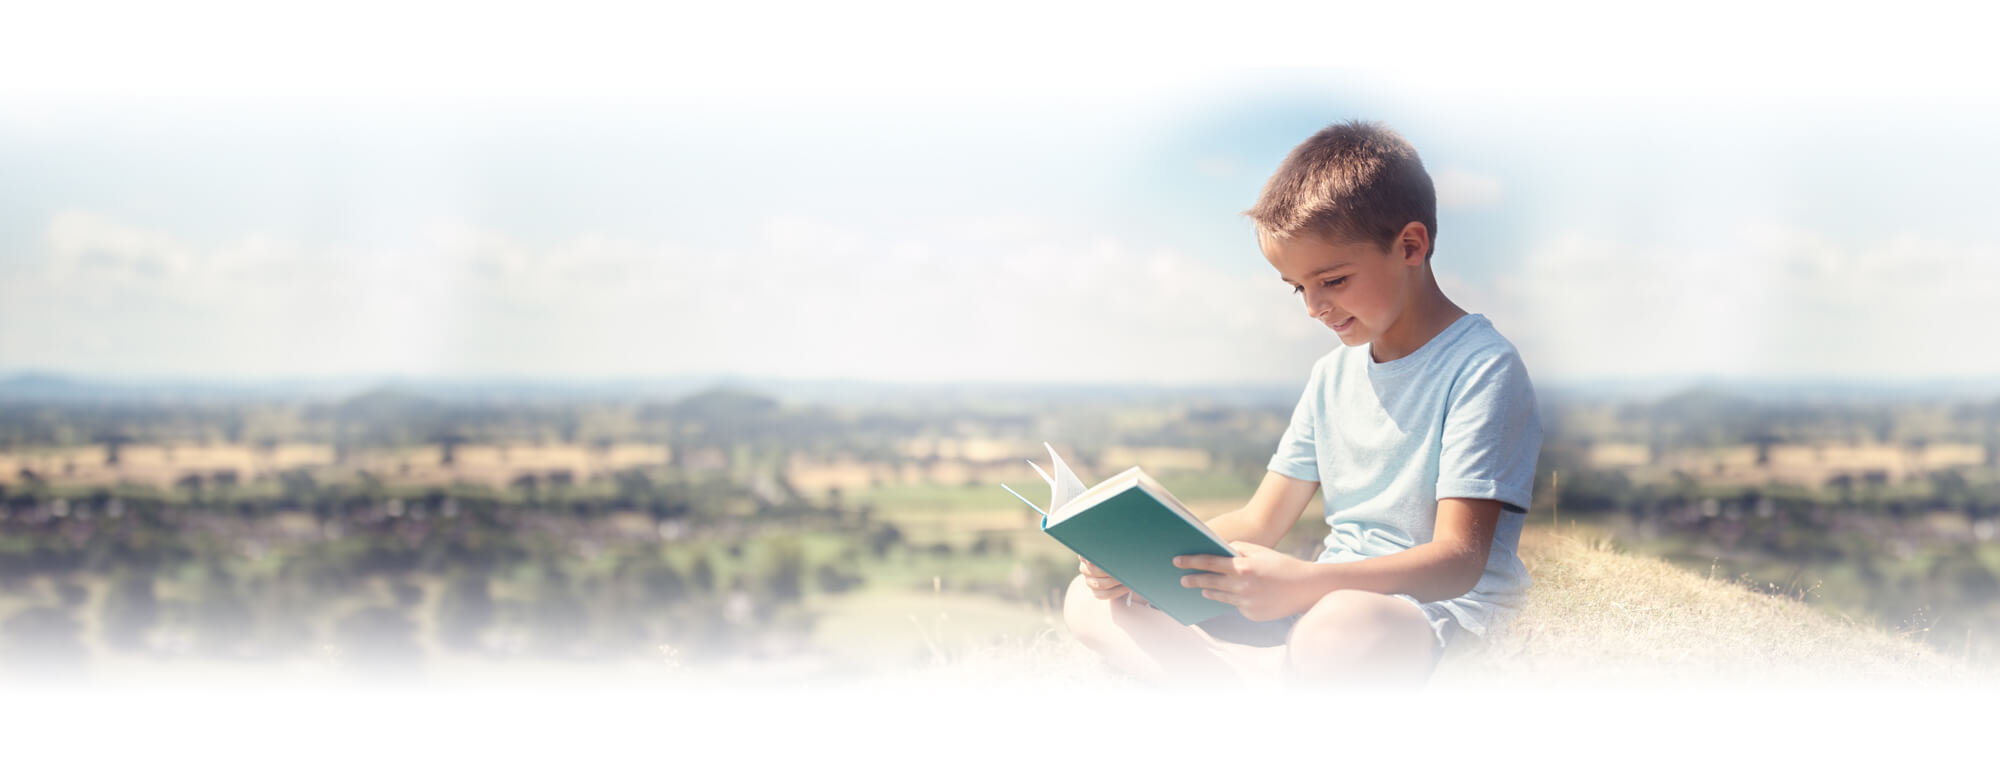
{"left": 1062, "top": 575, "right": 1286, "bottom": 686}
{"left": 1283, "top": 589, "right": 1437, "bottom": 688}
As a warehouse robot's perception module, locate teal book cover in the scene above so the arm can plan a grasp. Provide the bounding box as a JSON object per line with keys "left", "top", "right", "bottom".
{"left": 1023, "top": 443, "right": 1239, "bottom": 626}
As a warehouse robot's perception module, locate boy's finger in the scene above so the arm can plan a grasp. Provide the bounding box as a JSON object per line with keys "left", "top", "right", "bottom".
{"left": 1180, "top": 573, "right": 1225, "bottom": 591}
{"left": 1172, "top": 554, "right": 1232, "bottom": 573}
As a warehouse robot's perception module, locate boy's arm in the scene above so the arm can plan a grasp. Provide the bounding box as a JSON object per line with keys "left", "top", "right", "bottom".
{"left": 1302, "top": 497, "right": 1500, "bottom": 603}
{"left": 1200, "top": 470, "right": 1319, "bottom": 550}
{"left": 1178, "top": 497, "right": 1502, "bottom": 619}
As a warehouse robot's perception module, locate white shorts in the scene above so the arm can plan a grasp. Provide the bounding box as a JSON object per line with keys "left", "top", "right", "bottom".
{"left": 1183, "top": 593, "right": 1459, "bottom": 664}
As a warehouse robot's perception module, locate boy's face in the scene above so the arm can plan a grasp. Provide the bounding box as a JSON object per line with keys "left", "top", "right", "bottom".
{"left": 1261, "top": 225, "right": 1426, "bottom": 351}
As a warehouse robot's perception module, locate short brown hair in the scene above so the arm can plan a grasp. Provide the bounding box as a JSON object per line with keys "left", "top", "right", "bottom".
{"left": 1244, "top": 119, "right": 1437, "bottom": 259}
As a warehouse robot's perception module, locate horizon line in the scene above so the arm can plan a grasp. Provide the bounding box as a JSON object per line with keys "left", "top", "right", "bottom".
{"left": 4, "top": 369, "right": 1999, "bottom": 396}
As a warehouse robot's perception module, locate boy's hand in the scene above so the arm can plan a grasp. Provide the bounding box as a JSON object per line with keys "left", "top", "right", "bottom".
{"left": 1175, "top": 542, "right": 1319, "bottom": 622}
{"left": 1079, "top": 558, "right": 1148, "bottom": 606}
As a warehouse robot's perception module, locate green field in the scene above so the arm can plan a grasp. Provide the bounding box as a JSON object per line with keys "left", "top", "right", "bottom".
{"left": 850, "top": 470, "right": 1264, "bottom": 545}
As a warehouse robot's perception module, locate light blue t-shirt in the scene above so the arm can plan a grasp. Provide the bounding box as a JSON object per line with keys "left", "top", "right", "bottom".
{"left": 1266, "top": 313, "right": 1542, "bottom": 637}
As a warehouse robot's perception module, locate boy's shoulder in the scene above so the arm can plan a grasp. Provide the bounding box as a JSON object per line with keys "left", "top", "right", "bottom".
{"left": 1438, "top": 314, "right": 1528, "bottom": 370}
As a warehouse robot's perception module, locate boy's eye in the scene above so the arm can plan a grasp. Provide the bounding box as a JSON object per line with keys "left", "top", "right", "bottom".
{"left": 1291, "top": 277, "right": 1347, "bottom": 295}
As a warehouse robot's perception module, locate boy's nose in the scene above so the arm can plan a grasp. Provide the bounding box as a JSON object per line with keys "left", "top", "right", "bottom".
{"left": 1306, "top": 297, "right": 1333, "bottom": 320}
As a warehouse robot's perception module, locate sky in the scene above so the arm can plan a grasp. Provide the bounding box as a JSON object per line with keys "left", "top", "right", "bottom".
{"left": 3, "top": 2, "right": 1997, "bottom": 388}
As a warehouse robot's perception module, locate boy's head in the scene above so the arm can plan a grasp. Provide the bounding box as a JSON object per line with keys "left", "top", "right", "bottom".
{"left": 1248, "top": 120, "right": 1449, "bottom": 357}
{"left": 1244, "top": 119, "right": 1436, "bottom": 259}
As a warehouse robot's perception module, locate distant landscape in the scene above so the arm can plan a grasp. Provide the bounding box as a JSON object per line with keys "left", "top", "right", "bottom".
{"left": 1, "top": 372, "right": 1996, "bottom": 679}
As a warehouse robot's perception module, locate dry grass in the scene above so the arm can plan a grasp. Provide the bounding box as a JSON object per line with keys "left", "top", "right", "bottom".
{"left": 1431, "top": 526, "right": 1980, "bottom": 688}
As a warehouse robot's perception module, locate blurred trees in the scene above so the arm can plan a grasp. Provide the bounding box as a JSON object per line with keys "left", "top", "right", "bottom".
{"left": 3, "top": 382, "right": 1999, "bottom": 669}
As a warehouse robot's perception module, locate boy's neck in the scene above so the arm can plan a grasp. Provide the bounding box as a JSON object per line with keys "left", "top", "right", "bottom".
{"left": 1371, "top": 267, "right": 1467, "bottom": 364}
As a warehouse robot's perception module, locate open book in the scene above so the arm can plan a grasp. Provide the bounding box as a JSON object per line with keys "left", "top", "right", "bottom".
{"left": 1006, "top": 443, "right": 1238, "bottom": 625}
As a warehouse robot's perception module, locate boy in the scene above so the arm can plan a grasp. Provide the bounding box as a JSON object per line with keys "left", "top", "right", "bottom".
{"left": 1063, "top": 119, "right": 1541, "bottom": 688}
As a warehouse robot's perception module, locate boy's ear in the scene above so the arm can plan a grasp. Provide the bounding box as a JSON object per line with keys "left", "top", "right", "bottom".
{"left": 1394, "top": 221, "right": 1431, "bottom": 264}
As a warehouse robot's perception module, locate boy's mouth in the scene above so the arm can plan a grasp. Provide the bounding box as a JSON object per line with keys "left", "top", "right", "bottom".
{"left": 1327, "top": 316, "right": 1355, "bottom": 332}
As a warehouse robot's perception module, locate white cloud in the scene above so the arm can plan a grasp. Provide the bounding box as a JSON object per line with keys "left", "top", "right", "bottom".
{"left": 9, "top": 213, "right": 451, "bottom": 377}
{"left": 21, "top": 210, "right": 1997, "bottom": 384}
{"left": 1454, "top": 222, "right": 2000, "bottom": 382}
{"left": 3, "top": 211, "right": 1335, "bottom": 383}
{"left": 696, "top": 216, "right": 1328, "bottom": 383}
{"left": 45, "top": 211, "right": 197, "bottom": 284}
{"left": 1433, "top": 168, "right": 1503, "bottom": 209}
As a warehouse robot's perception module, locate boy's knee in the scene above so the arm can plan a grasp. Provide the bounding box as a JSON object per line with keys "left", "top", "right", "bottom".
{"left": 1062, "top": 574, "right": 1102, "bottom": 635}
{"left": 1062, "top": 574, "right": 1137, "bottom": 647}
{"left": 1287, "top": 590, "right": 1427, "bottom": 658}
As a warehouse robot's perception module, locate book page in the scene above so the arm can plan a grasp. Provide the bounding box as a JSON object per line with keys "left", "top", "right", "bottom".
{"left": 1051, "top": 466, "right": 1138, "bottom": 525}
{"left": 1042, "top": 442, "right": 1090, "bottom": 516}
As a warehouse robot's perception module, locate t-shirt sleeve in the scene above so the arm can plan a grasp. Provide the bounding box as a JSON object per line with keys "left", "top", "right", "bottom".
{"left": 1266, "top": 358, "right": 1324, "bottom": 482}
{"left": 1436, "top": 350, "right": 1543, "bottom": 513}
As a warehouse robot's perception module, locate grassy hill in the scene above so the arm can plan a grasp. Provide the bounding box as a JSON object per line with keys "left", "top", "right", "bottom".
{"left": 902, "top": 525, "right": 1988, "bottom": 689}
{"left": 1431, "top": 526, "right": 1977, "bottom": 687}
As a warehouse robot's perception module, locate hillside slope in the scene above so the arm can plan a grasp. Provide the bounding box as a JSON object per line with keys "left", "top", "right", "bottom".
{"left": 1433, "top": 527, "right": 1975, "bottom": 687}
{"left": 921, "top": 527, "right": 1984, "bottom": 688}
